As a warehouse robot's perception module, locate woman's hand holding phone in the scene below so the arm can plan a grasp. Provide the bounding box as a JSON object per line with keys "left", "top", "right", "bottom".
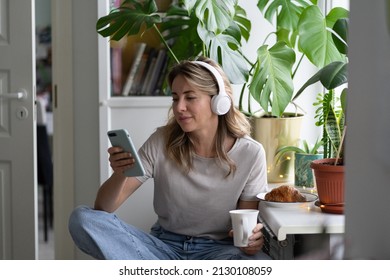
{"left": 107, "top": 129, "right": 146, "bottom": 177}
{"left": 107, "top": 146, "right": 136, "bottom": 175}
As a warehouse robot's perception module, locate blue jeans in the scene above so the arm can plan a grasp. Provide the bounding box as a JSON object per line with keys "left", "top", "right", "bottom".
{"left": 68, "top": 205, "right": 271, "bottom": 260}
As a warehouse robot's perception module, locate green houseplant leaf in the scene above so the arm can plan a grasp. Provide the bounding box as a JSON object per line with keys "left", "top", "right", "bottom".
{"left": 325, "top": 106, "right": 341, "bottom": 157}
{"left": 233, "top": 5, "right": 251, "bottom": 42}
{"left": 197, "top": 28, "right": 249, "bottom": 84}
{"left": 332, "top": 18, "right": 349, "bottom": 54}
{"left": 96, "top": 0, "right": 161, "bottom": 41}
{"left": 249, "top": 41, "right": 296, "bottom": 117}
{"left": 313, "top": 88, "right": 346, "bottom": 159}
{"left": 293, "top": 61, "right": 348, "bottom": 101}
{"left": 298, "top": 5, "right": 346, "bottom": 68}
{"left": 194, "top": 0, "right": 236, "bottom": 34}
{"left": 194, "top": 0, "right": 249, "bottom": 83}
{"left": 258, "top": 0, "right": 312, "bottom": 39}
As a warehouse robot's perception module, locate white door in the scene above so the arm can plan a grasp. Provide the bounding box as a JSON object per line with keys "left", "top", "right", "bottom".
{"left": 0, "top": 0, "right": 37, "bottom": 259}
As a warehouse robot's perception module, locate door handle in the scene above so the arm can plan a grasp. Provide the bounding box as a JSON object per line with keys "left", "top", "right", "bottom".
{"left": 0, "top": 90, "right": 27, "bottom": 100}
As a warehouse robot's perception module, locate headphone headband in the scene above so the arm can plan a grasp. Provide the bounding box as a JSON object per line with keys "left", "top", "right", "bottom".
{"left": 193, "top": 61, "right": 231, "bottom": 115}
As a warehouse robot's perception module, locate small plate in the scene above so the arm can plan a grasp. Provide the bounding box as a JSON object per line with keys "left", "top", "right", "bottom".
{"left": 257, "top": 192, "right": 318, "bottom": 209}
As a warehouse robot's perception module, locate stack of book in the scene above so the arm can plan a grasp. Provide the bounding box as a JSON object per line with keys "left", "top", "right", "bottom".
{"left": 121, "top": 43, "right": 169, "bottom": 96}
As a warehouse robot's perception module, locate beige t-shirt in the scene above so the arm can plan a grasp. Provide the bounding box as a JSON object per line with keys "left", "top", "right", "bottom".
{"left": 137, "top": 127, "right": 268, "bottom": 240}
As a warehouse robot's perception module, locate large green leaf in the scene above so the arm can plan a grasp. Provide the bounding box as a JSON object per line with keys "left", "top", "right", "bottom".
{"left": 249, "top": 42, "right": 296, "bottom": 117}
{"left": 192, "top": 0, "right": 249, "bottom": 83}
{"left": 258, "top": 0, "right": 311, "bottom": 29}
{"left": 332, "top": 18, "right": 349, "bottom": 54}
{"left": 320, "top": 61, "right": 348, "bottom": 89}
{"left": 233, "top": 5, "right": 251, "bottom": 42}
{"left": 162, "top": 0, "right": 249, "bottom": 82}
{"left": 298, "top": 5, "right": 345, "bottom": 68}
{"left": 258, "top": 0, "right": 312, "bottom": 46}
{"left": 96, "top": 0, "right": 161, "bottom": 41}
{"left": 293, "top": 61, "right": 347, "bottom": 101}
{"left": 194, "top": 0, "right": 236, "bottom": 34}
{"left": 325, "top": 7, "right": 349, "bottom": 28}
{"left": 197, "top": 28, "right": 248, "bottom": 84}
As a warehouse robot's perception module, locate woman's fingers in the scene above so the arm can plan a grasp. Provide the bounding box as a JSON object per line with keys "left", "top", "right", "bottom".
{"left": 108, "top": 147, "right": 135, "bottom": 171}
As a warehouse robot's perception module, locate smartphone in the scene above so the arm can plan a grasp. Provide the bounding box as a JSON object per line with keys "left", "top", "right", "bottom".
{"left": 107, "top": 129, "right": 146, "bottom": 177}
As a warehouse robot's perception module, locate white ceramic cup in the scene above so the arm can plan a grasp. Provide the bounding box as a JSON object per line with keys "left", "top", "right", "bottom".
{"left": 229, "top": 209, "right": 259, "bottom": 247}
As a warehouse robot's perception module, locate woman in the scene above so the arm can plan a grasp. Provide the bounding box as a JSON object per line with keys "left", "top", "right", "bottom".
{"left": 69, "top": 57, "right": 270, "bottom": 260}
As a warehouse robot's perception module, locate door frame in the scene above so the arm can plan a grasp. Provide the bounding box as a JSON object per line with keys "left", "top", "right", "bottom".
{"left": 51, "top": 0, "right": 75, "bottom": 259}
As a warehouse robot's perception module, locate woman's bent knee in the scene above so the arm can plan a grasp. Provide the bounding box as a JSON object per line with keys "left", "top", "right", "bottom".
{"left": 68, "top": 205, "right": 95, "bottom": 237}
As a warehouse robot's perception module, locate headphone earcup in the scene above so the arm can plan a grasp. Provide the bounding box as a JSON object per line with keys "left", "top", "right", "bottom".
{"left": 192, "top": 60, "right": 232, "bottom": 115}
{"left": 211, "top": 93, "right": 231, "bottom": 115}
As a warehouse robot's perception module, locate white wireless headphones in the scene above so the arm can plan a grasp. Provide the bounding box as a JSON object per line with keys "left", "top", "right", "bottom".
{"left": 193, "top": 61, "right": 232, "bottom": 115}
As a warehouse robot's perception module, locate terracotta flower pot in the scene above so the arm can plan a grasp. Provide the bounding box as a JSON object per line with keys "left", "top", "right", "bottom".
{"left": 310, "top": 158, "right": 345, "bottom": 214}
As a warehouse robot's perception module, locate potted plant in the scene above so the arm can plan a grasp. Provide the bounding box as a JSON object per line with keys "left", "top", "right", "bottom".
{"left": 309, "top": 88, "right": 347, "bottom": 214}
{"left": 96, "top": 0, "right": 349, "bottom": 182}
{"left": 275, "top": 138, "right": 323, "bottom": 189}
{"left": 291, "top": 15, "right": 348, "bottom": 214}
{"left": 241, "top": 1, "right": 348, "bottom": 182}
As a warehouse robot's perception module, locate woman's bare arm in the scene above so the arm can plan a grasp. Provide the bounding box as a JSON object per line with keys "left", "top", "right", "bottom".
{"left": 94, "top": 173, "right": 142, "bottom": 212}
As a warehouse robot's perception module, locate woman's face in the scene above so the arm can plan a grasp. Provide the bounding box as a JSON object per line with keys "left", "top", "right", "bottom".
{"left": 171, "top": 74, "right": 218, "bottom": 133}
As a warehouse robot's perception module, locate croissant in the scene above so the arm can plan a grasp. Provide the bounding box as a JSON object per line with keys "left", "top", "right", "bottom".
{"left": 264, "top": 185, "right": 306, "bottom": 202}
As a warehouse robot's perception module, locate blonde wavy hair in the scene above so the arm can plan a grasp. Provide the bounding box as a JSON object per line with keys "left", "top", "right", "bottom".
{"left": 162, "top": 57, "right": 251, "bottom": 176}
